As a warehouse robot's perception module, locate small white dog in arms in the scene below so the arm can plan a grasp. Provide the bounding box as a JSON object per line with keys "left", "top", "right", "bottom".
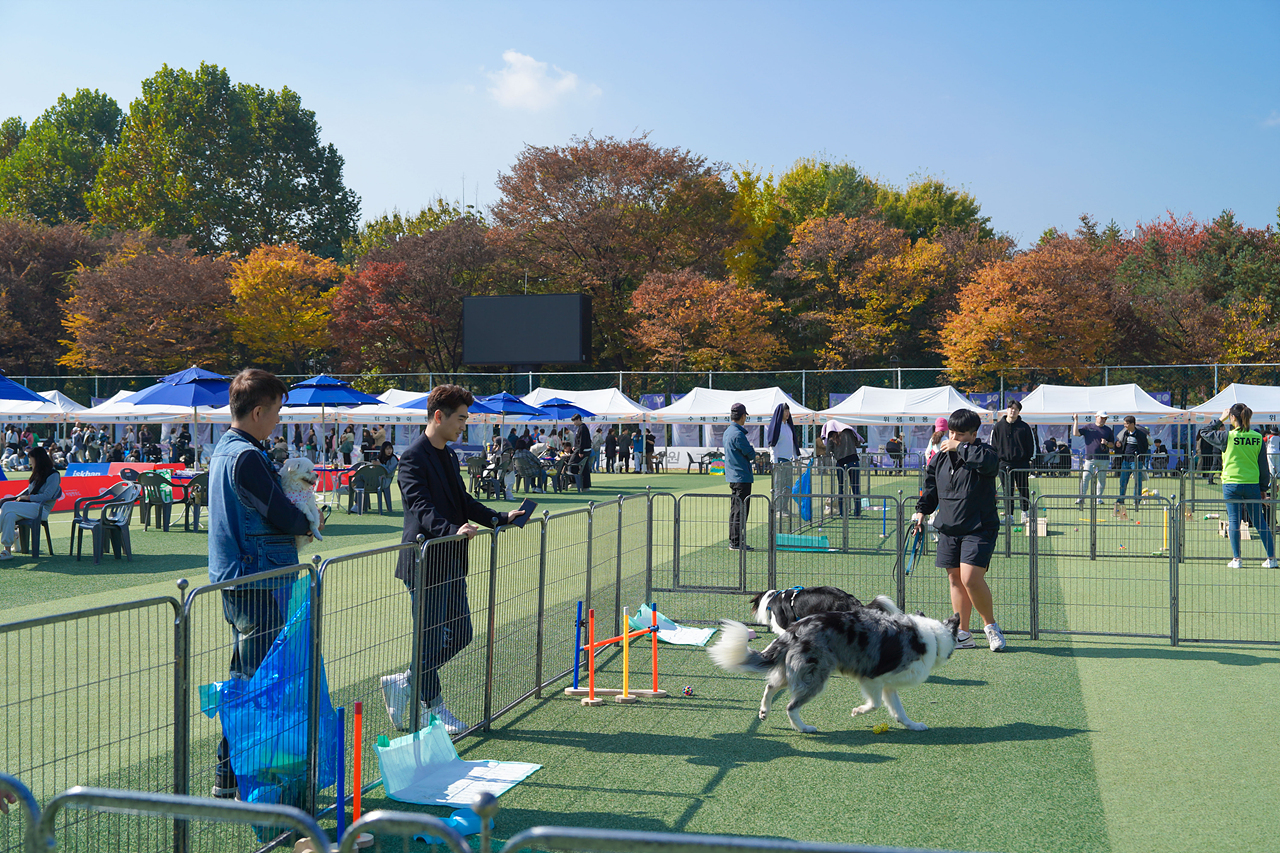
{"left": 279, "top": 457, "right": 324, "bottom": 550}
{"left": 708, "top": 595, "right": 961, "bottom": 733}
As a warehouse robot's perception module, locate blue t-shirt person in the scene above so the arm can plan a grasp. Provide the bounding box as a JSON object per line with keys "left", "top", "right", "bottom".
{"left": 1076, "top": 424, "right": 1115, "bottom": 460}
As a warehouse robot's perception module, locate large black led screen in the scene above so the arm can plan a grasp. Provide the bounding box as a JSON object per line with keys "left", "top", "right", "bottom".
{"left": 462, "top": 294, "right": 591, "bottom": 365}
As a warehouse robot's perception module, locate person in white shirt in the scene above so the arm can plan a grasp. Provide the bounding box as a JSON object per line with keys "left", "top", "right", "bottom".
{"left": 767, "top": 404, "right": 800, "bottom": 515}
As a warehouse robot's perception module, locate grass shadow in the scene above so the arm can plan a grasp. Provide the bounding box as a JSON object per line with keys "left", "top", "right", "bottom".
{"left": 1027, "top": 644, "right": 1280, "bottom": 667}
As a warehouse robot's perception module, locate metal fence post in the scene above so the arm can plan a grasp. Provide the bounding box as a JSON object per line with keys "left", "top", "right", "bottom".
{"left": 535, "top": 513, "right": 549, "bottom": 698}
{"left": 483, "top": 532, "right": 500, "bottom": 732}
{"left": 409, "top": 535, "right": 428, "bottom": 733}
{"left": 895, "top": 494, "right": 906, "bottom": 610}
{"left": 173, "top": 578, "right": 191, "bottom": 853}
{"left": 1171, "top": 498, "right": 1181, "bottom": 646}
{"left": 584, "top": 503, "right": 595, "bottom": 618}
{"left": 766, "top": 492, "right": 776, "bottom": 591}
{"left": 614, "top": 497, "right": 624, "bottom": 638}
{"left": 644, "top": 489, "right": 654, "bottom": 605}
{"left": 673, "top": 496, "right": 682, "bottom": 589}
{"left": 305, "top": 556, "right": 323, "bottom": 816}
{"left": 1089, "top": 491, "right": 1098, "bottom": 561}
{"left": 1029, "top": 497, "right": 1040, "bottom": 641}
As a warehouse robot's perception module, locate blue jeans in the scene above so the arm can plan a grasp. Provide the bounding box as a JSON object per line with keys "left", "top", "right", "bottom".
{"left": 1223, "top": 482, "right": 1275, "bottom": 561}
{"left": 1117, "top": 456, "right": 1142, "bottom": 506}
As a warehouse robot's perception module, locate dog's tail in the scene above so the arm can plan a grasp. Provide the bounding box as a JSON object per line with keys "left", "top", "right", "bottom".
{"left": 868, "top": 595, "right": 900, "bottom": 615}
{"left": 708, "top": 620, "right": 774, "bottom": 674}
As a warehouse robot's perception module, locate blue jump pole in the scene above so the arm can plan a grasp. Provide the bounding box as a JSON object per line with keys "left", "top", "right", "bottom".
{"left": 336, "top": 706, "right": 346, "bottom": 838}
{"left": 572, "top": 601, "right": 584, "bottom": 690}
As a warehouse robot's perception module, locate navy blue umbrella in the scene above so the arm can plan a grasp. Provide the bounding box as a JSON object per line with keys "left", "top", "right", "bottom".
{"left": 534, "top": 397, "right": 596, "bottom": 420}
{"left": 0, "top": 372, "right": 49, "bottom": 404}
{"left": 477, "top": 392, "right": 543, "bottom": 417}
{"left": 398, "top": 394, "right": 498, "bottom": 415}
{"left": 128, "top": 377, "right": 230, "bottom": 408}
{"left": 285, "top": 375, "right": 381, "bottom": 407}
{"left": 162, "top": 366, "right": 228, "bottom": 385}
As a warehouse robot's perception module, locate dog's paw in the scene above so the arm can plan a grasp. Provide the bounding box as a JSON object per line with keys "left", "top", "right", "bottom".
{"left": 850, "top": 703, "right": 875, "bottom": 717}
{"left": 904, "top": 721, "right": 928, "bottom": 731}
{"left": 792, "top": 722, "right": 817, "bottom": 733}
{"left": 758, "top": 708, "right": 768, "bottom": 721}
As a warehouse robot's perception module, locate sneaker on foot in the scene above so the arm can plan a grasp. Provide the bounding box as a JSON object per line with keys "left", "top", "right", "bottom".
{"left": 0, "top": 551, "right": 12, "bottom": 560}
{"left": 1020, "top": 511, "right": 1029, "bottom": 524}
{"left": 1264, "top": 559, "right": 1279, "bottom": 569}
{"left": 381, "top": 672, "right": 412, "bottom": 732}
{"left": 425, "top": 700, "right": 468, "bottom": 735}
{"left": 955, "top": 629, "right": 977, "bottom": 649}
{"left": 984, "top": 622, "right": 1007, "bottom": 652}
{"left": 212, "top": 767, "right": 238, "bottom": 799}
{"left": 1228, "top": 558, "right": 1242, "bottom": 569}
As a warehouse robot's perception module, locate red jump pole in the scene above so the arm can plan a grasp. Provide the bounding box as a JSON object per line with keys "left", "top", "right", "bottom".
{"left": 582, "top": 608, "right": 604, "bottom": 705}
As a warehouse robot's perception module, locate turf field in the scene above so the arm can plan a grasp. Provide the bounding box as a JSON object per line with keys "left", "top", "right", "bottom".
{"left": 2, "top": 470, "right": 1278, "bottom": 853}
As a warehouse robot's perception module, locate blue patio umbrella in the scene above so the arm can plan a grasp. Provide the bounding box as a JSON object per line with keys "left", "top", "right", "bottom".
{"left": 285, "top": 374, "right": 381, "bottom": 407}
{"left": 0, "top": 372, "right": 49, "bottom": 404}
{"left": 476, "top": 392, "right": 543, "bottom": 418}
{"left": 162, "top": 366, "right": 229, "bottom": 385}
{"left": 398, "top": 394, "right": 499, "bottom": 415}
{"left": 533, "top": 398, "right": 596, "bottom": 420}
{"left": 128, "top": 377, "right": 230, "bottom": 408}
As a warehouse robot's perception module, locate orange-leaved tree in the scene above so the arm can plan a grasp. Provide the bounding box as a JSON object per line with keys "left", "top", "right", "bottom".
{"left": 60, "top": 233, "right": 233, "bottom": 373}
{"left": 226, "top": 244, "right": 341, "bottom": 373}
{"left": 940, "top": 236, "right": 1118, "bottom": 387}
{"left": 628, "top": 270, "right": 785, "bottom": 372}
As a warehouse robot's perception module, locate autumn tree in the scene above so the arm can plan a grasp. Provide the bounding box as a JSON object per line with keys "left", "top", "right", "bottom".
{"left": 874, "top": 176, "right": 994, "bottom": 242}
{"left": 490, "top": 134, "right": 739, "bottom": 367}
{"left": 226, "top": 244, "right": 340, "bottom": 373}
{"left": 60, "top": 234, "right": 234, "bottom": 373}
{"left": 330, "top": 220, "right": 494, "bottom": 374}
{"left": 88, "top": 63, "right": 359, "bottom": 259}
{"left": 342, "top": 199, "right": 484, "bottom": 265}
{"left": 0, "top": 90, "right": 123, "bottom": 224}
{"left": 0, "top": 217, "right": 112, "bottom": 374}
{"left": 724, "top": 166, "right": 786, "bottom": 284}
{"left": 776, "top": 215, "right": 948, "bottom": 368}
{"left": 628, "top": 270, "right": 786, "bottom": 371}
{"left": 940, "top": 236, "right": 1119, "bottom": 387}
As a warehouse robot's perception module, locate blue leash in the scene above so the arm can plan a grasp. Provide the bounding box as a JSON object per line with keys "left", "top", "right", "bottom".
{"left": 903, "top": 525, "right": 924, "bottom": 576}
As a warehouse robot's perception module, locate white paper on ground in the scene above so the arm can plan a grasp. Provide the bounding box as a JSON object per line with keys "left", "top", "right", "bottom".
{"left": 628, "top": 604, "right": 716, "bottom": 646}
{"left": 376, "top": 722, "right": 541, "bottom": 806}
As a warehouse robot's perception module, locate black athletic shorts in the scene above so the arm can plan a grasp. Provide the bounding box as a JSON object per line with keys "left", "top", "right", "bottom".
{"left": 935, "top": 528, "right": 998, "bottom": 570}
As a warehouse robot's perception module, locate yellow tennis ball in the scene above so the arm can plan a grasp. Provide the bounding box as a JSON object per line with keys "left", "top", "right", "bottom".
{"left": 872, "top": 723, "right": 890, "bottom": 734}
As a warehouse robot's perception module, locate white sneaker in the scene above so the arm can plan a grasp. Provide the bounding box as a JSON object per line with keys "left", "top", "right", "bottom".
{"left": 381, "top": 672, "right": 412, "bottom": 732}
{"left": 1264, "top": 559, "right": 1279, "bottom": 569}
{"left": 955, "top": 629, "right": 976, "bottom": 649}
{"left": 0, "top": 550, "right": 12, "bottom": 561}
{"left": 984, "top": 622, "right": 1007, "bottom": 652}
{"left": 424, "top": 700, "right": 469, "bottom": 735}
{"left": 1227, "top": 558, "right": 1242, "bottom": 569}
{"left": 1020, "top": 511, "right": 1029, "bottom": 523}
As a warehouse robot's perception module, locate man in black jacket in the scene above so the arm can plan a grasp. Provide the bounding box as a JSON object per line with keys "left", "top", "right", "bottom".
{"left": 912, "top": 408, "right": 1006, "bottom": 652}
{"left": 385, "top": 385, "right": 524, "bottom": 734}
{"left": 571, "top": 414, "right": 591, "bottom": 490}
{"left": 991, "top": 400, "right": 1036, "bottom": 523}
{"left": 1115, "top": 415, "right": 1150, "bottom": 511}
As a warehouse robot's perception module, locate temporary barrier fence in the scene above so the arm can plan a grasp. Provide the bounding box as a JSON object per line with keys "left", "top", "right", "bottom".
{"left": 4, "top": 490, "right": 1280, "bottom": 853}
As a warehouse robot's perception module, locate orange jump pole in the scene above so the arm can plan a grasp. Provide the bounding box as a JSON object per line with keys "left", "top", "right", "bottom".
{"left": 615, "top": 607, "right": 638, "bottom": 704}
{"left": 582, "top": 609, "right": 604, "bottom": 706}
{"left": 634, "top": 601, "right": 668, "bottom": 698}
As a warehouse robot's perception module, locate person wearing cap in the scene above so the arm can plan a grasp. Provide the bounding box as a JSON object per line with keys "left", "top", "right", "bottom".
{"left": 1073, "top": 411, "right": 1115, "bottom": 506}
{"left": 992, "top": 400, "right": 1036, "bottom": 523}
{"left": 724, "top": 403, "right": 757, "bottom": 551}
{"left": 823, "top": 420, "right": 864, "bottom": 517}
{"left": 1115, "top": 415, "right": 1150, "bottom": 512}
{"left": 570, "top": 414, "right": 591, "bottom": 490}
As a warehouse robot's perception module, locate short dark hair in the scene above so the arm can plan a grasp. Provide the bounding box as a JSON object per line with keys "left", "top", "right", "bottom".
{"left": 571, "top": 414, "right": 582, "bottom": 422}
{"left": 229, "top": 369, "right": 289, "bottom": 420}
{"left": 948, "top": 408, "right": 982, "bottom": 434}
{"left": 427, "top": 384, "right": 474, "bottom": 419}
{"left": 1008, "top": 399, "right": 1022, "bottom": 412}
{"left": 1123, "top": 415, "right": 1136, "bottom": 424}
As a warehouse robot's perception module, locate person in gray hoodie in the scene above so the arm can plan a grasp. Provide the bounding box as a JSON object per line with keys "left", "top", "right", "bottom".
{"left": 724, "top": 403, "right": 757, "bottom": 551}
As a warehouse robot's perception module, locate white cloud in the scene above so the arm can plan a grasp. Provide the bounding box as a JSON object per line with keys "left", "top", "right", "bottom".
{"left": 486, "top": 50, "right": 599, "bottom": 111}
{"left": 1264, "top": 110, "right": 1280, "bottom": 128}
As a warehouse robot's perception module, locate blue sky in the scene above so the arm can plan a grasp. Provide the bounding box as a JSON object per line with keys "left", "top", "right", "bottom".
{"left": 2, "top": 0, "right": 1276, "bottom": 246}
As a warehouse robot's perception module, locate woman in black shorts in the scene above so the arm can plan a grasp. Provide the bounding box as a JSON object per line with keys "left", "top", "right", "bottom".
{"left": 911, "top": 408, "right": 1007, "bottom": 652}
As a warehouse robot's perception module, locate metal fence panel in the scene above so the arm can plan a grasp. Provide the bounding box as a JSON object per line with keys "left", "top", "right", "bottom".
{"left": 540, "top": 509, "right": 593, "bottom": 695}
{"left": 489, "top": 518, "right": 552, "bottom": 721}
{"left": 0, "top": 597, "right": 180, "bottom": 853}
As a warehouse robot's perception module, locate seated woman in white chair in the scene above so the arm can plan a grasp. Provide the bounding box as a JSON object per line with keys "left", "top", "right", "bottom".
{"left": 0, "top": 447, "right": 61, "bottom": 560}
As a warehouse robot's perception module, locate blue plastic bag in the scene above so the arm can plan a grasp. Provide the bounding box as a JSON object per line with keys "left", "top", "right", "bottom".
{"left": 200, "top": 576, "right": 337, "bottom": 811}
{"left": 793, "top": 461, "right": 813, "bottom": 522}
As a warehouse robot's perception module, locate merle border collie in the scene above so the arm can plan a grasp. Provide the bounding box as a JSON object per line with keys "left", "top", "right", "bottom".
{"left": 710, "top": 596, "right": 961, "bottom": 733}
{"left": 750, "top": 586, "right": 864, "bottom": 634}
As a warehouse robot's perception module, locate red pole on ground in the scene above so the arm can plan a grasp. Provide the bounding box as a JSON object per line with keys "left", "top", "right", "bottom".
{"left": 651, "top": 604, "right": 659, "bottom": 693}
{"left": 353, "top": 701, "right": 363, "bottom": 821}
{"left": 587, "top": 609, "right": 597, "bottom": 701}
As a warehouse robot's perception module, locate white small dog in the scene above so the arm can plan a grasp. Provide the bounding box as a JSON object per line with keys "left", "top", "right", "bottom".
{"left": 279, "top": 456, "right": 324, "bottom": 550}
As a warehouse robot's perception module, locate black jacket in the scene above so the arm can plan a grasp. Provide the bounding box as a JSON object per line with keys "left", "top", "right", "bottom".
{"left": 1115, "top": 427, "right": 1150, "bottom": 457}
{"left": 395, "top": 433, "right": 510, "bottom": 583}
{"left": 991, "top": 417, "right": 1036, "bottom": 465}
{"left": 572, "top": 423, "right": 591, "bottom": 461}
{"left": 915, "top": 439, "right": 1000, "bottom": 536}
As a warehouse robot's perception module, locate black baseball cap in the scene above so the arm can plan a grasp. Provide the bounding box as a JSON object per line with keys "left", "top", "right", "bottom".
{"left": 730, "top": 403, "right": 747, "bottom": 418}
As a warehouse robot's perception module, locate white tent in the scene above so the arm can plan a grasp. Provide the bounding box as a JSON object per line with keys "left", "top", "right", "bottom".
{"left": 377, "top": 388, "right": 428, "bottom": 407}
{"left": 646, "top": 387, "right": 816, "bottom": 425}
{"left": 1017, "top": 383, "right": 1186, "bottom": 424}
{"left": 521, "top": 387, "right": 650, "bottom": 422}
{"left": 0, "top": 399, "right": 67, "bottom": 423}
{"left": 77, "top": 389, "right": 197, "bottom": 423}
{"left": 818, "top": 385, "right": 992, "bottom": 425}
{"left": 39, "top": 389, "right": 88, "bottom": 412}
{"left": 1189, "top": 383, "right": 1280, "bottom": 425}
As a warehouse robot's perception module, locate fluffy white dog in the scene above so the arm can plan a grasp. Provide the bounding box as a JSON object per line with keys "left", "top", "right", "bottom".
{"left": 279, "top": 456, "right": 324, "bottom": 550}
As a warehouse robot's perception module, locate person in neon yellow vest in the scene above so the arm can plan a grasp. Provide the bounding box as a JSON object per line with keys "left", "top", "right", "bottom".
{"left": 1198, "top": 403, "right": 1277, "bottom": 569}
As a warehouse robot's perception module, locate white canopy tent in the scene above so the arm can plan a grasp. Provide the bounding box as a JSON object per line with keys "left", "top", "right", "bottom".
{"left": 818, "top": 385, "right": 992, "bottom": 425}
{"left": 39, "top": 390, "right": 88, "bottom": 412}
{"left": 1017, "top": 383, "right": 1187, "bottom": 424}
{"left": 77, "top": 390, "right": 198, "bottom": 424}
{"left": 1189, "top": 383, "right": 1280, "bottom": 425}
{"left": 377, "top": 388, "right": 428, "bottom": 407}
{"left": 521, "top": 387, "right": 650, "bottom": 423}
{"left": 647, "top": 386, "right": 816, "bottom": 425}
{"left": 0, "top": 399, "right": 67, "bottom": 423}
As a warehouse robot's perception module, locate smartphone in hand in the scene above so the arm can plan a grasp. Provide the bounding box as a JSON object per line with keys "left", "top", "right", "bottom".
{"left": 510, "top": 498, "right": 537, "bottom": 528}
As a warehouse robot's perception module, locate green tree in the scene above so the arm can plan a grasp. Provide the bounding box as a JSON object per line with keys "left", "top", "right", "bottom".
{"left": 0, "top": 90, "right": 123, "bottom": 224}
{"left": 342, "top": 199, "right": 484, "bottom": 265}
{"left": 874, "top": 176, "right": 993, "bottom": 242}
{"left": 0, "top": 117, "right": 25, "bottom": 160}
{"left": 776, "top": 157, "right": 879, "bottom": 224}
{"left": 87, "top": 63, "right": 359, "bottom": 259}
{"left": 724, "top": 165, "right": 787, "bottom": 284}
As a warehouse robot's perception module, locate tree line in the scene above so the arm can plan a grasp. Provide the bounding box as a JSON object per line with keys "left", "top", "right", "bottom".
{"left": 2, "top": 63, "right": 1278, "bottom": 382}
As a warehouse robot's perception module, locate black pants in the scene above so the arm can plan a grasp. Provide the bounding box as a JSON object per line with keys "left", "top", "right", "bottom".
{"left": 834, "top": 455, "right": 861, "bottom": 516}
{"left": 410, "top": 575, "right": 473, "bottom": 704}
{"left": 605, "top": 450, "right": 616, "bottom": 472}
{"left": 729, "top": 481, "right": 752, "bottom": 547}
{"left": 1000, "top": 463, "right": 1031, "bottom": 514}
{"left": 216, "top": 587, "right": 286, "bottom": 784}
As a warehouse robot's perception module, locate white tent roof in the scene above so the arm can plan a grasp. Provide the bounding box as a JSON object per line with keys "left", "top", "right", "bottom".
{"left": 196, "top": 404, "right": 382, "bottom": 424}
{"left": 0, "top": 399, "right": 67, "bottom": 423}
{"left": 39, "top": 389, "right": 88, "bottom": 412}
{"left": 818, "top": 385, "right": 992, "bottom": 425}
{"left": 377, "top": 388, "right": 428, "bottom": 406}
{"left": 646, "top": 386, "right": 816, "bottom": 424}
{"left": 77, "top": 391, "right": 200, "bottom": 423}
{"left": 333, "top": 404, "right": 432, "bottom": 425}
{"left": 521, "top": 387, "right": 650, "bottom": 422}
{"left": 1189, "top": 383, "right": 1280, "bottom": 422}
{"left": 1017, "top": 383, "right": 1186, "bottom": 424}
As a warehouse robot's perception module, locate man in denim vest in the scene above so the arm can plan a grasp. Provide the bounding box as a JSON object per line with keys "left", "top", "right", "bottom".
{"left": 208, "top": 369, "right": 319, "bottom": 799}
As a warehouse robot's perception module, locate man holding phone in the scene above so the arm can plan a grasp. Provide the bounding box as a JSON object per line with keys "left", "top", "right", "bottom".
{"left": 384, "top": 385, "right": 524, "bottom": 734}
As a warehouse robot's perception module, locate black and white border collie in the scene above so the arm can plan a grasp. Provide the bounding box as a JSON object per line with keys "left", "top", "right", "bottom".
{"left": 750, "top": 586, "right": 864, "bottom": 634}
{"left": 710, "top": 596, "right": 961, "bottom": 733}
